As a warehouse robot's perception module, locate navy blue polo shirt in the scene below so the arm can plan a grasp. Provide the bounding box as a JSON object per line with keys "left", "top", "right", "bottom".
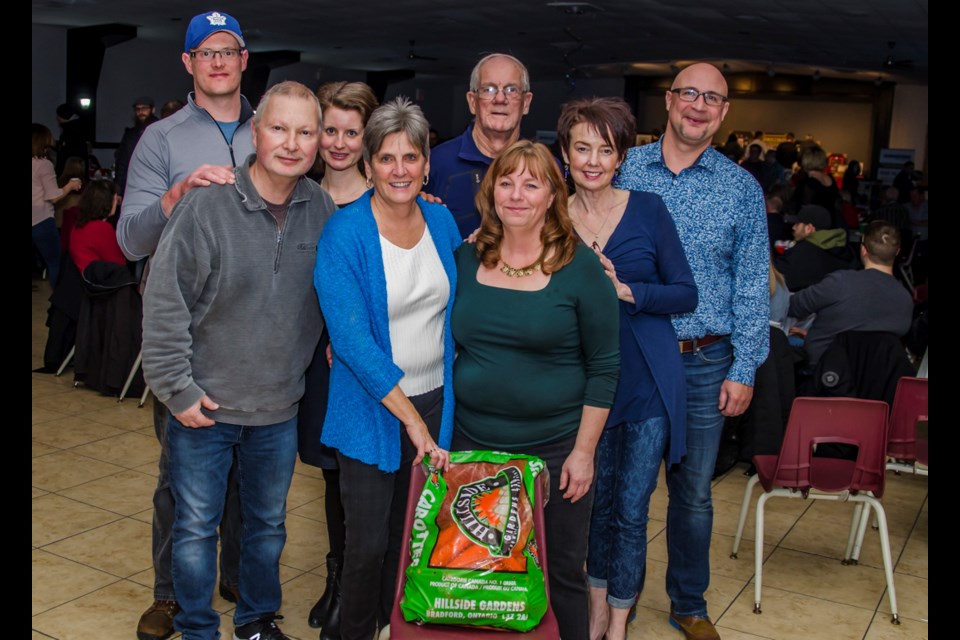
{"left": 425, "top": 123, "right": 491, "bottom": 238}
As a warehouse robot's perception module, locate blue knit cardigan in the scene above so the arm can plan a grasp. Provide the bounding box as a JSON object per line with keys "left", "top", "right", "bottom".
{"left": 314, "top": 192, "right": 461, "bottom": 472}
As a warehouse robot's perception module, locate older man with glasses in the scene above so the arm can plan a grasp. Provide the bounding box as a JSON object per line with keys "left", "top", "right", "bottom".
{"left": 116, "top": 10, "right": 253, "bottom": 640}
{"left": 424, "top": 52, "right": 533, "bottom": 237}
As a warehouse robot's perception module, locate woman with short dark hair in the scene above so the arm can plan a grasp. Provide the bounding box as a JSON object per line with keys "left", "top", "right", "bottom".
{"left": 558, "top": 97, "right": 697, "bottom": 640}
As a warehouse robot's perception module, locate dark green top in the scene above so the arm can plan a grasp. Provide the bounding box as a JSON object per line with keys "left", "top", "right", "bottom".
{"left": 451, "top": 243, "right": 620, "bottom": 448}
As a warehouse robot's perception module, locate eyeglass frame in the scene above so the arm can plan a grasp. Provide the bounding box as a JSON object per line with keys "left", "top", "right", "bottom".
{"left": 188, "top": 48, "right": 243, "bottom": 61}
{"left": 669, "top": 87, "right": 729, "bottom": 107}
{"left": 472, "top": 84, "right": 528, "bottom": 101}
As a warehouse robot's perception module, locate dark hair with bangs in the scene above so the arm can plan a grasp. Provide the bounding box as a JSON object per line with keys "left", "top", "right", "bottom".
{"left": 556, "top": 97, "right": 637, "bottom": 162}
{"left": 474, "top": 140, "right": 577, "bottom": 274}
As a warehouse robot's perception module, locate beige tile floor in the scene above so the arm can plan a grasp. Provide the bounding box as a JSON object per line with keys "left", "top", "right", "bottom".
{"left": 32, "top": 277, "right": 928, "bottom": 640}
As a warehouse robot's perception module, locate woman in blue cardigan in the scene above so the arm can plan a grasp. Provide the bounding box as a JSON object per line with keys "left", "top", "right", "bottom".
{"left": 558, "top": 97, "right": 698, "bottom": 640}
{"left": 314, "top": 96, "right": 460, "bottom": 640}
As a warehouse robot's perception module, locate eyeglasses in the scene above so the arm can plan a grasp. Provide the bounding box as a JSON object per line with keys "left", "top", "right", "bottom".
{"left": 189, "top": 48, "right": 242, "bottom": 60}
{"left": 670, "top": 87, "right": 728, "bottom": 107}
{"left": 473, "top": 85, "right": 525, "bottom": 101}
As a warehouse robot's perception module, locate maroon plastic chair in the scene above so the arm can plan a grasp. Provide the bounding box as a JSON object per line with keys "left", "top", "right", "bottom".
{"left": 885, "top": 376, "right": 928, "bottom": 475}
{"left": 730, "top": 397, "right": 900, "bottom": 624}
{"left": 386, "top": 463, "right": 560, "bottom": 639}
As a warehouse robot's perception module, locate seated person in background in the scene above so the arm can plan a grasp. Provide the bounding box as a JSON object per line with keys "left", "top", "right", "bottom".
{"left": 839, "top": 190, "right": 861, "bottom": 230}
{"left": 788, "top": 220, "right": 914, "bottom": 371}
{"left": 739, "top": 143, "right": 765, "bottom": 185}
{"left": 775, "top": 204, "right": 857, "bottom": 292}
{"left": 907, "top": 185, "right": 928, "bottom": 243}
{"left": 761, "top": 150, "right": 785, "bottom": 193}
{"left": 69, "top": 179, "right": 126, "bottom": 274}
{"left": 765, "top": 192, "right": 791, "bottom": 251}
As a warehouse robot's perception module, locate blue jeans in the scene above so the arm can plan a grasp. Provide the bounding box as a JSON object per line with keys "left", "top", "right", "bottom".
{"left": 152, "top": 400, "right": 242, "bottom": 602}
{"left": 587, "top": 416, "right": 668, "bottom": 608}
{"left": 167, "top": 415, "right": 298, "bottom": 640}
{"left": 666, "top": 338, "right": 732, "bottom": 619}
{"left": 32, "top": 217, "right": 61, "bottom": 287}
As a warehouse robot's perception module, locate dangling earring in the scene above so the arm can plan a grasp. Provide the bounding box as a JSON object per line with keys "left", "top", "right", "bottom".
{"left": 423, "top": 173, "right": 429, "bottom": 187}
{"left": 563, "top": 164, "right": 570, "bottom": 180}
{"left": 365, "top": 176, "right": 373, "bottom": 189}
{"left": 613, "top": 165, "right": 621, "bottom": 181}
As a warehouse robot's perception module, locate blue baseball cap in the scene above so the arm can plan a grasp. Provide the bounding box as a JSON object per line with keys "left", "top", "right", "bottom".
{"left": 184, "top": 11, "right": 245, "bottom": 52}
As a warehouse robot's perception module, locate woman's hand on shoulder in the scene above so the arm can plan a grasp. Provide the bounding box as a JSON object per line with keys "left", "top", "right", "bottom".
{"left": 592, "top": 244, "right": 634, "bottom": 304}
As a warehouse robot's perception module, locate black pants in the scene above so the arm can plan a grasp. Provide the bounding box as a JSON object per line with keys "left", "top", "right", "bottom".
{"left": 336, "top": 387, "right": 443, "bottom": 640}
{"left": 451, "top": 431, "right": 594, "bottom": 640}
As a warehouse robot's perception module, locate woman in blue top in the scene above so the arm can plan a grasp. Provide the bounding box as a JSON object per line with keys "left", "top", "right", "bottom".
{"left": 314, "top": 97, "right": 460, "bottom": 640}
{"left": 558, "top": 97, "right": 698, "bottom": 640}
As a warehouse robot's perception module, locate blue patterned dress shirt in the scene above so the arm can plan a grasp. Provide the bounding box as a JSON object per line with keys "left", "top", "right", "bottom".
{"left": 615, "top": 139, "right": 769, "bottom": 386}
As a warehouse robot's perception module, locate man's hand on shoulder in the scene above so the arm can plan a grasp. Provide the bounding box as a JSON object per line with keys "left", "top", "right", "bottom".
{"left": 419, "top": 191, "right": 444, "bottom": 205}
{"left": 161, "top": 164, "right": 236, "bottom": 217}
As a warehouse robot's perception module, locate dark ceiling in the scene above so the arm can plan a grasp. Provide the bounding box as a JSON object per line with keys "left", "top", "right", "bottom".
{"left": 32, "top": 0, "right": 928, "bottom": 86}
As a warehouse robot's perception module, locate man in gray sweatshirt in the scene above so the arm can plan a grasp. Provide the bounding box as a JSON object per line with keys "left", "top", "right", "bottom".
{"left": 142, "top": 81, "right": 335, "bottom": 640}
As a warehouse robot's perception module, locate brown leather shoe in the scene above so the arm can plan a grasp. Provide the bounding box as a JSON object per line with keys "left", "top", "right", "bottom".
{"left": 137, "top": 599, "right": 179, "bottom": 640}
{"left": 669, "top": 609, "right": 720, "bottom": 640}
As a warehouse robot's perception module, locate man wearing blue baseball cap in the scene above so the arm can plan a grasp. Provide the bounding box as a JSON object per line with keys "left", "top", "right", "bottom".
{"left": 116, "top": 11, "right": 254, "bottom": 640}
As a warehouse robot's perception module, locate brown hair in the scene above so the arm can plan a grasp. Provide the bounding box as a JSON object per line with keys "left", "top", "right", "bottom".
{"left": 316, "top": 81, "right": 379, "bottom": 125}
{"left": 557, "top": 97, "right": 637, "bottom": 162}
{"left": 862, "top": 220, "right": 900, "bottom": 266}
{"left": 58, "top": 156, "right": 87, "bottom": 188}
{"left": 474, "top": 140, "right": 577, "bottom": 274}
{"left": 32, "top": 123, "right": 54, "bottom": 159}
{"left": 75, "top": 180, "right": 117, "bottom": 229}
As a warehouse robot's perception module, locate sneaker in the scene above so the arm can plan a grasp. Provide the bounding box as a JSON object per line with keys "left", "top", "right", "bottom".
{"left": 136, "top": 599, "right": 180, "bottom": 640}
{"left": 233, "top": 614, "right": 288, "bottom": 640}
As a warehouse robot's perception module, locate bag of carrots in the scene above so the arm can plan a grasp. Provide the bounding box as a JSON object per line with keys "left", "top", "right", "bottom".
{"left": 400, "top": 450, "right": 548, "bottom": 631}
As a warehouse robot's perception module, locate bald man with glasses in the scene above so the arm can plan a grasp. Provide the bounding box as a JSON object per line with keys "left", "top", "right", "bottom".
{"left": 616, "top": 62, "right": 768, "bottom": 640}
{"left": 424, "top": 53, "right": 533, "bottom": 237}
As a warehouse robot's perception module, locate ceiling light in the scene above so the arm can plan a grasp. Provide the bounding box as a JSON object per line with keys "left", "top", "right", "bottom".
{"left": 545, "top": 2, "right": 603, "bottom": 15}
{"left": 79, "top": 97, "right": 91, "bottom": 109}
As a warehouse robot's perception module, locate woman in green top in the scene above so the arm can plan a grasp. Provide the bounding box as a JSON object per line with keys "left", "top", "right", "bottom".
{"left": 450, "top": 140, "right": 620, "bottom": 640}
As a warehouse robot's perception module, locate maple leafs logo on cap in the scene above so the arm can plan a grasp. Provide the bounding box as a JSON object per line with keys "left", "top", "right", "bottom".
{"left": 207, "top": 12, "right": 227, "bottom": 26}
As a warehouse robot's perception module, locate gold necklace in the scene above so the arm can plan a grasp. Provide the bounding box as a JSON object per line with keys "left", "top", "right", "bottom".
{"left": 500, "top": 259, "right": 542, "bottom": 277}
{"left": 573, "top": 196, "right": 620, "bottom": 243}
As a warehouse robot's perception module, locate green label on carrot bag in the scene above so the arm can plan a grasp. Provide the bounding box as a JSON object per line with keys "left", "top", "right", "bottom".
{"left": 400, "top": 450, "right": 547, "bottom": 631}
